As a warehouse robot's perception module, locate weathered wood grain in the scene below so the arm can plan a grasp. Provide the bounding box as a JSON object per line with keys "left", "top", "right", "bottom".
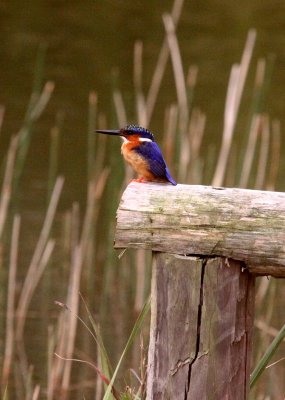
{"left": 146, "top": 253, "right": 203, "bottom": 399}
{"left": 146, "top": 254, "right": 255, "bottom": 400}
{"left": 115, "top": 183, "right": 285, "bottom": 277}
{"left": 188, "top": 257, "right": 255, "bottom": 400}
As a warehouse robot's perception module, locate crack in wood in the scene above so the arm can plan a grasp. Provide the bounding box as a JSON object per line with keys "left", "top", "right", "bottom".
{"left": 170, "top": 357, "right": 191, "bottom": 376}
{"left": 185, "top": 258, "right": 206, "bottom": 399}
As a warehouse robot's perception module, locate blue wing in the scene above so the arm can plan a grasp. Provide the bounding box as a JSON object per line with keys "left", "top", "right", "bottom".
{"left": 134, "top": 142, "right": 177, "bottom": 185}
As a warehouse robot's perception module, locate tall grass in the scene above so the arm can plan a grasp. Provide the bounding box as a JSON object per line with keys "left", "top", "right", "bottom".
{"left": 0, "top": 1, "right": 284, "bottom": 399}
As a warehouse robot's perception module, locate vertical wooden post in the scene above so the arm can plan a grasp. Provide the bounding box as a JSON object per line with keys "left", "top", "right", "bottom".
{"left": 147, "top": 253, "right": 255, "bottom": 400}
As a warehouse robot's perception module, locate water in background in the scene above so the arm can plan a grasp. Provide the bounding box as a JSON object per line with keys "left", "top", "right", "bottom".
{"left": 0, "top": 1, "right": 284, "bottom": 398}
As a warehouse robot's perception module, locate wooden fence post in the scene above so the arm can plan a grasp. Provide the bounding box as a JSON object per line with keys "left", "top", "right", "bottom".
{"left": 115, "top": 183, "right": 285, "bottom": 399}
{"left": 147, "top": 254, "right": 254, "bottom": 399}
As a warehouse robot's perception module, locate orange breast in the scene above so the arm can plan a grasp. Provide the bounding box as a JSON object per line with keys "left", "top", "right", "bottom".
{"left": 121, "top": 141, "right": 155, "bottom": 180}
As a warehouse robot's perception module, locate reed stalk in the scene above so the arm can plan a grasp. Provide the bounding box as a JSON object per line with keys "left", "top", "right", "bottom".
{"left": 0, "top": 105, "right": 5, "bottom": 134}
{"left": 212, "top": 29, "right": 256, "bottom": 186}
{"left": 47, "top": 112, "right": 64, "bottom": 203}
{"left": 61, "top": 246, "right": 83, "bottom": 398}
{"left": 255, "top": 277, "right": 272, "bottom": 308}
{"left": 254, "top": 279, "right": 278, "bottom": 383}
{"left": 1, "top": 214, "right": 21, "bottom": 388}
{"left": 113, "top": 89, "right": 127, "bottom": 128}
{"left": 254, "top": 114, "right": 270, "bottom": 190}
{"left": 134, "top": 40, "right": 146, "bottom": 126}
{"left": 162, "top": 13, "right": 188, "bottom": 129}
{"left": 257, "top": 54, "right": 275, "bottom": 114}
{"left": 13, "top": 81, "right": 54, "bottom": 197}
{"left": 16, "top": 239, "right": 55, "bottom": 382}
{"left": 80, "top": 181, "right": 96, "bottom": 253}
{"left": 162, "top": 13, "right": 190, "bottom": 182}
{"left": 0, "top": 135, "right": 19, "bottom": 239}
{"left": 239, "top": 114, "right": 261, "bottom": 188}
{"left": 100, "top": 218, "right": 117, "bottom": 308}
{"left": 95, "top": 341, "right": 103, "bottom": 400}
{"left": 145, "top": 0, "right": 185, "bottom": 125}
{"left": 266, "top": 119, "right": 281, "bottom": 190}
{"left": 47, "top": 282, "right": 71, "bottom": 399}
{"left": 60, "top": 176, "right": 107, "bottom": 396}
{"left": 255, "top": 319, "right": 281, "bottom": 338}
{"left": 250, "top": 58, "right": 266, "bottom": 115}
{"left": 112, "top": 85, "right": 132, "bottom": 187}
{"left": 16, "top": 176, "right": 64, "bottom": 340}
{"left": 32, "top": 385, "right": 40, "bottom": 400}
{"left": 186, "top": 65, "right": 198, "bottom": 113}
{"left": 187, "top": 108, "right": 206, "bottom": 183}
{"left": 25, "top": 365, "right": 35, "bottom": 400}
{"left": 237, "top": 58, "right": 265, "bottom": 188}
{"left": 47, "top": 325, "right": 56, "bottom": 400}
{"left": 55, "top": 204, "right": 80, "bottom": 397}
{"left": 163, "top": 103, "right": 178, "bottom": 170}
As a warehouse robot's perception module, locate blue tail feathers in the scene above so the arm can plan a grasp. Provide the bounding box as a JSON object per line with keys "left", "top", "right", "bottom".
{"left": 165, "top": 168, "right": 177, "bottom": 185}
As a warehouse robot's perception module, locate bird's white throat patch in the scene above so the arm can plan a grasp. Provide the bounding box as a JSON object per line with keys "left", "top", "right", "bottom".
{"left": 139, "top": 137, "right": 152, "bottom": 142}
{"left": 121, "top": 137, "right": 152, "bottom": 143}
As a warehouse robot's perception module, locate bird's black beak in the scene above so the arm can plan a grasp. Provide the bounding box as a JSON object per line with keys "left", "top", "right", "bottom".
{"left": 96, "top": 129, "right": 121, "bottom": 136}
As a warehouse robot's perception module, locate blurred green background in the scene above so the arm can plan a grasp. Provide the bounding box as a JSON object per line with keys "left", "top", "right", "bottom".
{"left": 0, "top": 1, "right": 284, "bottom": 399}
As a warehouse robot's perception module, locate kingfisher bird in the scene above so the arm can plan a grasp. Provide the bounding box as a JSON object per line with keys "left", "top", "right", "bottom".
{"left": 96, "top": 125, "right": 177, "bottom": 185}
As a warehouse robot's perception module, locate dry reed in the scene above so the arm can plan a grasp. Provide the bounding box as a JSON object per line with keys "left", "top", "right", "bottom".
{"left": 239, "top": 114, "right": 261, "bottom": 187}
{"left": 0, "top": 105, "right": 5, "bottom": 134}
{"left": 212, "top": 29, "right": 256, "bottom": 186}
{"left": 162, "top": 13, "right": 190, "bottom": 182}
{"left": 134, "top": 40, "right": 146, "bottom": 127}
{"left": 254, "top": 114, "right": 270, "bottom": 190}
{"left": 0, "top": 135, "right": 19, "bottom": 238}
{"left": 1, "top": 215, "right": 21, "bottom": 389}
{"left": 266, "top": 119, "right": 281, "bottom": 190}
{"left": 145, "top": 0, "right": 185, "bottom": 126}
{"left": 16, "top": 176, "right": 64, "bottom": 340}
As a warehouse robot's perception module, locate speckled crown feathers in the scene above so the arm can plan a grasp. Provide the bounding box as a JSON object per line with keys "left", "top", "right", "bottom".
{"left": 122, "top": 125, "right": 155, "bottom": 141}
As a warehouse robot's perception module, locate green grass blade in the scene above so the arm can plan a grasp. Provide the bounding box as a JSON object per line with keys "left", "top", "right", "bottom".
{"left": 103, "top": 296, "right": 151, "bottom": 400}
{"left": 250, "top": 322, "right": 285, "bottom": 389}
{"left": 80, "top": 295, "right": 112, "bottom": 381}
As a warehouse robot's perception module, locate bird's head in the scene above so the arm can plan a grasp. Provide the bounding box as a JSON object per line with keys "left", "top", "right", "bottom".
{"left": 96, "top": 124, "right": 155, "bottom": 143}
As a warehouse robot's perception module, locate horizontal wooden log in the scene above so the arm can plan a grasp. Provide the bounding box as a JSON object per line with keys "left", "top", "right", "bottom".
{"left": 115, "top": 183, "right": 285, "bottom": 277}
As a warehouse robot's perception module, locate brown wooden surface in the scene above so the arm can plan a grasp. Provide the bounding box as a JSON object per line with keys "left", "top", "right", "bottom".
{"left": 115, "top": 182, "right": 285, "bottom": 277}
{"left": 146, "top": 253, "right": 255, "bottom": 400}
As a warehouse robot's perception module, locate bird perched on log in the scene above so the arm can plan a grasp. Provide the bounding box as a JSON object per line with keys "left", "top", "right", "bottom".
{"left": 96, "top": 124, "right": 177, "bottom": 185}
